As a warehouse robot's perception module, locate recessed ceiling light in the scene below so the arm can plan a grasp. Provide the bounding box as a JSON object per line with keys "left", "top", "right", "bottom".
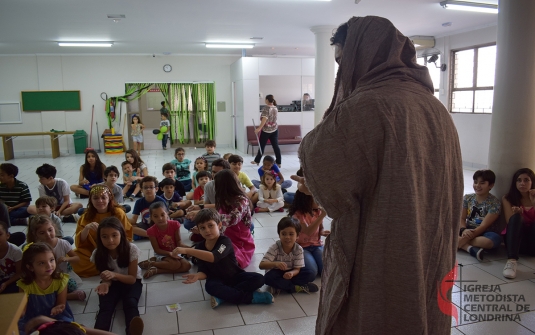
{"left": 107, "top": 14, "right": 126, "bottom": 19}
{"left": 295, "top": 48, "right": 299, "bottom": 50}
{"left": 58, "top": 42, "right": 114, "bottom": 47}
{"left": 113, "top": 19, "right": 120, "bottom": 23}
{"left": 271, "top": 47, "right": 275, "bottom": 50}
{"left": 250, "top": 37, "right": 264, "bottom": 40}
{"left": 440, "top": 1, "right": 498, "bottom": 14}
{"left": 205, "top": 43, "right": 254, "bottom": 49}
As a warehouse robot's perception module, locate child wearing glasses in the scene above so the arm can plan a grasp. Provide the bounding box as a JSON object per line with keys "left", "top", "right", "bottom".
{"left": 128, "top": 176, "right": 168, "bottom": 239}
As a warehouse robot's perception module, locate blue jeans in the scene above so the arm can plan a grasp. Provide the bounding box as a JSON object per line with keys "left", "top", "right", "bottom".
{"left": 284, "top": 192, "right": 295, "bottom": 204}
{"left": 252, "top": 180, "right": 292, "bottom": 189}
{"left": 303, "top": 245, "right": 324, "bottom": 277}
{"left": 9, "top": 207, "right": 30, "bottom": 223}
{"left": 180, "top": 179, "right": 192, "bottom": 192}
{"left": 264, "top": 267, "right": 315, "bottom": 293}
{"left": 205, "top": 272, "right": 264, "bottom": 304}
{"left": 162, "top": 134, "right": 169, "bottom": 148}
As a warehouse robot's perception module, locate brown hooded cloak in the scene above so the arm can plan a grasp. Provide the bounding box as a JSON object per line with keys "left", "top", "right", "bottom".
{"left": 299, "top": 16, "right": 463, "bottom": 335}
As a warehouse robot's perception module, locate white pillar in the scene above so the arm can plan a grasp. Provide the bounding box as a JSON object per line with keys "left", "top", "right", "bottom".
{"left": 310, "top": 25, "right": 337, "bottom": 126}
{"left": 488, "top": 0, "right": 535, "bottom": 196}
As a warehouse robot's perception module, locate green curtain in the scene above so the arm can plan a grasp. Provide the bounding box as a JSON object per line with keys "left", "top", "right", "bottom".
{"left": 191, "top": 83, "right": 216, "bottom": 143}
{"left": 170, "top": 83, "right": 192, "bottom": 143}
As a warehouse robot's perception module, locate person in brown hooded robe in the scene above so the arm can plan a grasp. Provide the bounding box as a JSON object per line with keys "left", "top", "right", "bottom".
{"left": 297, "top": 16, "right": 464, "bottom": 334}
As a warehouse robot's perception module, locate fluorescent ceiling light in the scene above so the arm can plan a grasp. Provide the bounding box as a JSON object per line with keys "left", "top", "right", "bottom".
{"left": 440, "top": 1, "right": 498, "bottom": 14}
{"left": 205, "top": 43, "right": 254, "bottom": 49}
{"left": 58, "top": 42, "right": 114, "bottom": 47}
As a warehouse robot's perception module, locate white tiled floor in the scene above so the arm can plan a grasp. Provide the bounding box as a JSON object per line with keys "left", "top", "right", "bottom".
{"left": 5, "top": 148, "right": 535, "bottom": 334}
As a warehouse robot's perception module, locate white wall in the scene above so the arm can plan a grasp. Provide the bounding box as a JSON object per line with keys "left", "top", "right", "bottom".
{"left": 434, "top": 25, "right": 498, "bottom": 168}
{"left": 0, "top": 54, "right": 239, "bottom": 157}
{"left": 259, "top": 76, "right": 302, "bottom": 106}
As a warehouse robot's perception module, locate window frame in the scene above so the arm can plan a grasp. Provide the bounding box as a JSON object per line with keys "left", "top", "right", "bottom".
{"left": 449, "top": 42, "right": 496, "bottom": 113}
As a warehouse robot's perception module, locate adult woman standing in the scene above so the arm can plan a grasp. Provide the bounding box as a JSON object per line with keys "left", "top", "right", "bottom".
{"left": 71, "top": 185, "right": 133, "bottom": 277}
{"left": 251, "top": 95, "right": 282, "bottom": 167}
{"left": 298, "top": 17, "right": 463, "bottom": 335}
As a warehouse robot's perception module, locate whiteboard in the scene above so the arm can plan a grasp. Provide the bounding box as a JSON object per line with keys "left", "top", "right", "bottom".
{"left": 0, "top": 102, "right": 22, "bottom": 124}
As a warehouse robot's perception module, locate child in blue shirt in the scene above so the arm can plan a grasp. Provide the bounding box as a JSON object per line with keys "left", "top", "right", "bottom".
{"left": 252, "top": 155, "right": 291, "bottom": 190}
{"left": 170, "top": 147, "right": 192, "bottom": 192}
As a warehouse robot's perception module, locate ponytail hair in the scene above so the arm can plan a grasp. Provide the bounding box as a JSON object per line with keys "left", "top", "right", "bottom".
{"left": 266, "top": 94, "right": 277, "bottom": 106}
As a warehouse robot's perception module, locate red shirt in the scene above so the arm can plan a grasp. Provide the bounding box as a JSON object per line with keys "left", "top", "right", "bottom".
{"left": 193, "top": 186, "right": 205, "bottom": 201}
{"left": 146, "top": 220, "right": 181, "bottom": 252}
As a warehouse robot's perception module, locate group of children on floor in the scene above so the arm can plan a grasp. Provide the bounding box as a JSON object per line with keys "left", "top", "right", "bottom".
{"left": 459, "top": 168, "right": 535, "bottom": 280}
{"left": 0, "top": 139, "right": 328, "bottom": 335}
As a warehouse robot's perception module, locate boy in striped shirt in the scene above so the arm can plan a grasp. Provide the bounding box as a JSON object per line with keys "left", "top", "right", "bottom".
{"left": 0, "top": 163, "right": 31, "bottom": 225}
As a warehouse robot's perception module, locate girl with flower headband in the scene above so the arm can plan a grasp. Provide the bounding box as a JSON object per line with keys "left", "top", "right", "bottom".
{"left": 72, "top": 185, "right": 133, "bottom": 277}
{"left": 17, "top": 242, "right": 74, "bottom": 333}
{"left": 186, "top": 157, "right": 208, "bottom": 201}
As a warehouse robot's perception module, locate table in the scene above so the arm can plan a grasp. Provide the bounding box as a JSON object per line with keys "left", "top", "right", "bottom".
{"left": 0, "top": 131, "right": 75, "bottom": 161}
{"left": 0, "top": 292, "right": 27, "bottom": 335}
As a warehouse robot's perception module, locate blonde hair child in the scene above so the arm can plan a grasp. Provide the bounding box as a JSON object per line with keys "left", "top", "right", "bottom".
{"left": 27, "top": 215, "right": 85, "bottom": 301}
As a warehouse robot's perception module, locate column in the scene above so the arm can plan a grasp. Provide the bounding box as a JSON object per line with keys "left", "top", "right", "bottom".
{"left": 488, "top": 0, "right": 535, "bottom": 196}
{"left": 310, "top": 25, "right": 337, "bottom": 127}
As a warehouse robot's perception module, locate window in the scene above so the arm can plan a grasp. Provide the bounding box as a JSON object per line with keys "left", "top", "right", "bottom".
{"left": 417, "top": 56, "right": 441, "bottom": 100}
{"left": 450, "top": 44, "right": 496, "bottom": 113}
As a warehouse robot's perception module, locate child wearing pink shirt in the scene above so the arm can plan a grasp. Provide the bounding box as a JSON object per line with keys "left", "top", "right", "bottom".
{"left": 288, "top": 191, "right": 330, "bottom": 277}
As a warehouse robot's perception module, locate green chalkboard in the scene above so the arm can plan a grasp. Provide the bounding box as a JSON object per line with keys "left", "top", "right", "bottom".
{"left": 21, "top": 91, "right": 81, "bottom": 111}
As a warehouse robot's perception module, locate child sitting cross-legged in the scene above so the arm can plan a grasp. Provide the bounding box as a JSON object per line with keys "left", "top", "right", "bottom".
{"left": 259, "top": 217, "right": 318, "bottom": 295}
{"left": 458, "top": 169, "right": 502, "bottom": 261}
{"left": 158, "top": 177, "right": 189, "bottom": 220}
{"left": 255, "top": 171, "right": 284, "bottom": 213}
{"left": 139, "top": 202, "right": 191, "bottom": 279}
{"left": 174, "top": 208, "right": 273, "bottom": 308}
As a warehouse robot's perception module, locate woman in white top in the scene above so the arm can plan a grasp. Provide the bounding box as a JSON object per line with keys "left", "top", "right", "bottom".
{"left": 251, "top": 95, "right": 282, "bottom": 167}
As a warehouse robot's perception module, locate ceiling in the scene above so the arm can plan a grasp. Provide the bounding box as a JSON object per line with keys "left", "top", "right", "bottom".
{"left": 0, "top": 0, "right": 499, "bottom": 57}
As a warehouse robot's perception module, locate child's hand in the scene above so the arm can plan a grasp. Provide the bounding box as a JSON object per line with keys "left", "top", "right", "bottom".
{"left": 276, "top": 262, "right": 288, "bottom": 271}
{"left": 0, "top": 282, "right": 6, "bottom": 293}
{"left": 50, "top": 304, "right": 65, "bottom": 316}
{"left": 283, "top": 272, "right": 294, "bottom": 280}
{"left": 126, "top": 181, "right": 132, "bottom": 186}
{"left": 461, "top": 229, "right": 475, "bottom": 239}
{"left": 172, "top": 247, "right": 187, "bottom": 258}
{"left": 169, "top": 251, "right": 183, "bottom": 259}
{"left": 512, "top": 206, "right": 523, "bottom": 215}
{"left": 57, "top": 256, "right": 66, "bottom": 264}
{"left": 85, "top": 222, "right": 99, "bottom": 232}
{"left": 82, "top": 178, "right": 89, "bottom": 185}
{"left": 95, "top": 283, "right": 109, "bottom": 295}
{"left": 321, "top": 230, "right": 331, "bottom": 237}
{"left": 100, "top": 270, "right": 116, "bottom": 281}
{"left": 182, "top": 273, "right": 199, "bottom": 284}
{"left": 318, "top": 207, "right": 327, "bottom": 217}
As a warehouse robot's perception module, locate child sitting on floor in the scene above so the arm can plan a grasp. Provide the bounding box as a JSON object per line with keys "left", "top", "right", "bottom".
{"left": 255, "top": 171, "right": 284, "bottom": 213}
{"left": 458, "top": 169, "right": 502, "bottom": 261}
{"left": 260, "top": 217, "right": 318, "bottom": 295}
{"left": 174, "top": 208, "right": 273, "bottom": 308}
{"left": 139, "top": 202, "right": 191, "bottom": 279}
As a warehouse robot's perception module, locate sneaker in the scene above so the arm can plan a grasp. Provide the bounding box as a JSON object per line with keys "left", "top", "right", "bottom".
{"left": 210, "top": 296, "right": 223, "bottom": 308}
{"left": 251, "top": 291, "right": 274, "bottom": 304}
{"left": 469, "top": 246, "right": 484, "bottom": 261}
{"left": 503, "top": 259, "right": 518, "bottom": 279}
{"left": 295, "top": 282, "right": 319, "bottom": 294}
{"left": 129, "top": 316, "right": 144, "bottom": 335}
{"left": 128, "top": 196, "right": 135, "bottom": 201}
{"left": 269, "top": 286, "right": 281, "bottom": 297}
